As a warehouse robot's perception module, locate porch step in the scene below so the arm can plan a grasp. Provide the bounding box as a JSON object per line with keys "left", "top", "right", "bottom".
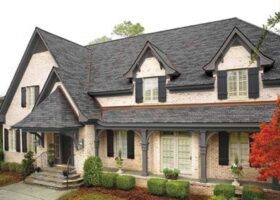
{"left": 24, "top": 166, "right": 83, "bottom": 190}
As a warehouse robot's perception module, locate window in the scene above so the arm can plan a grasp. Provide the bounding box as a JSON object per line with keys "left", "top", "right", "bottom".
{"left": 114, "top": 131, "right": 127, "bottom": 158}
{"left": 27, "top": 133, "right": 36, "bottom": 152}
{"left": 143, "top": 78, "right": 158, "bottom": 102}
{"left": 26, "top": 86, "right": 36, "bottom": 108}
{"left": 227, "top": 70, "right": 248, "bottom": 98}
{"left": 9, "top": 129, "right": 16, "bottom": 152}
{"left": 229, "top": 132, "right": 249, "bottom": 166}
{"left": 161, "top": 132, "right": 192, "bottom": 174}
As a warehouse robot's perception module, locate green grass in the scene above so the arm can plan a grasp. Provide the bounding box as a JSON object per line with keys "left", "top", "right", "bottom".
{"left": 57, "top": 191, "right": 76, "bottom": 200}
{"left": 0, "top": 175, "right": 10, "bottom": 182}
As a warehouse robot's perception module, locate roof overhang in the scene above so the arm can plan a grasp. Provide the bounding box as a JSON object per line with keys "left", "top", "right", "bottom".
{"left": 17, "top": 126, "right": 81, "bottom": 133}
{"left": 203, "top": 27, "right": 274, "bottom": 72}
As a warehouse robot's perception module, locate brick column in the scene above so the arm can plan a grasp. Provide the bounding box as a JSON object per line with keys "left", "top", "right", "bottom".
{"left": 141, "top": 129, "right": 149, "bottom": 176}
{"left": 200, "top": 130, "right": 207, "bottom": 183}
{"left": 94, "top": 130, "right": 101, "bottom": 157}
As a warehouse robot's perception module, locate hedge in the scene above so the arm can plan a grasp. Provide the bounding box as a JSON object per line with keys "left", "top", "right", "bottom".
{"left": 166, "top": 180, "right": 190, "bottom": 199}
{"left": 116, "top": 175, "right": 135, "bottom": 190}
{"left": 242, "top": 185, "right": 264, "bottom": 200}
{"left": 101, "top": 173, "right": 118, "bottom": 188}
{"left": 147, "top": 178, "right": 167, "bottom": 196}
{"left": 214, "top": 184, "right": 235, "bottom": 200}
{"left": 83, "top": 156, "right": 103, "bottom": 186}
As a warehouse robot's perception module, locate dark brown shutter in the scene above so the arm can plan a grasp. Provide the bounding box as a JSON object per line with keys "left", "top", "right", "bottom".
{"left": 21, "top": 87, "right": 26, "bottom": 107}
{"left": 127, "top": 130, "right": 135, "bottom": 159}
{"left": 107, "top": 130, "right": 114, "bottom": 157}
{"left": 249, "top": 133, "right": 254, "bottom": 167}
{"left": 4, "top": 129, "right": 9, "bottom": 151}
{"left": 22, "top": 132, "right": 27, "bottom": 153}
{"left": 41, "top": 132, "right": 45, "bottom": 148}
{"left": 217, "top": 71, "right": 227, "bottom": 100}
{"left": 135, "top": 78, "right": 143, "bottom": 103}
{"left": 158, "top": 76, "right": 166, "bottom": 102}
{"left": 248, "top": 68, "right": 259, "bottom": 98}
{"left": 16, "top": 129, "right": 21, "bottom": 152}
{"left": 35, "top": 86, "right": 40, "bottom": 102}
{"left": 219, "top": 131, "right": 229, "bottom": 165}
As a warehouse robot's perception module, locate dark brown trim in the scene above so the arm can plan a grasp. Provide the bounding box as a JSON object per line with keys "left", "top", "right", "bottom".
{"left": 88, "top": 88, "right": 133, "bottom": 96}
{"left": 167, "top": 83, "right": 214, "bottom": 91}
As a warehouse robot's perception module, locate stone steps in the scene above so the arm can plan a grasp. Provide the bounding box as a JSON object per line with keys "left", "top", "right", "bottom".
{"left": 24, "top": 166, "right": 83, "bottom": 190}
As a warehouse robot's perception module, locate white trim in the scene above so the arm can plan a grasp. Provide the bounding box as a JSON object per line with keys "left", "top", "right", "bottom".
{"left": 143, "top": 77, "right": 158, "bottom": 103}
{"left": 227, "top": 69, "right": 248, "bottom": 99}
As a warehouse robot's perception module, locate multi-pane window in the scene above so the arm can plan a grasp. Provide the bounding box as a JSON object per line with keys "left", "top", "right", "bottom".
{"left": 227, "top": 70, "right": 248, "bottom": 98}
{"left": 143, "top": 78, "right": 158, "bottom": 102}
{"left": 26, "top": 86, "right": 36, "bottom": 108}
{"left": 114, "top": 131, "right": 127, "bottom": 158}
{"left": 229, "top": 132, "right": 249, "bottom": 166}
{"left": 161, "top": 132, "right": 192, "bottom": 174}
{"left": 27, "top": 133, "right": 36, "bottom": 152}
{"left": 9, "top": 129, "right": 16, "bottom": 152}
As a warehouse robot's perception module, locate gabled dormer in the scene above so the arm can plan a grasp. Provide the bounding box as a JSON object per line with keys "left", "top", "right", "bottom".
{"left": 203, "top": 27, "right": 274, "bottom": 100}
{"left": 124, "top": 41, "right": 179, "bottom": 103}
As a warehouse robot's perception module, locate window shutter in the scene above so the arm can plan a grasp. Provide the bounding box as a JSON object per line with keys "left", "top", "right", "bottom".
{"left": 158, "top": 76, "right": 166, "bottom": 102}
{"left": 127, "top": 130, "right": 135, "bottom": 159}
{"left": 248, "top": 68, "right": 259, "bottom": 98}
{"left": 41, "top": 132, "right": 45, "bottom": 148}
{"left": 217, "top": 71, "right": 227, "bottom": 100}
{"left": 219, "top": 131, "right": 229, "bottom": 165}
{"left": 22, "top": 132, "right": 27, "bottom": 153}
{"left": 4, "top": 129, "right": 9, "bottom": 151}
{"left": 21, "top": 87, "right": 26, "bottom": 107}
{"left": 135, "top": 78, "right": 143, "bottom": 103}
{"left": 35, "top": 86, "right": 40, "bottom": 102}
{"left": 249, "top": 133, "right": 254, "bottom": 167}
{"left": 107, "top": 130, "right": 114, "bottom": 157}
{"left": 15, "top": 129, "right": 21, "bottom": 152}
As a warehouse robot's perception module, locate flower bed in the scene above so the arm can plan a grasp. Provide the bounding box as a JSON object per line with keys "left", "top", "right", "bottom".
{"left": 0, "top": 172, "right": 23, "bottom": 187}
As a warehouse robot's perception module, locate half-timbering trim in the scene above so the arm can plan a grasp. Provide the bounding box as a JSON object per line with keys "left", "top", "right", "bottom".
{"left": 88, "top": 87, "right": 133, "bottom": 96}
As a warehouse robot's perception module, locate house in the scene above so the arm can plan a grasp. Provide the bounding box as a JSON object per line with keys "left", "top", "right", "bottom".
{"left": 0, "top": 18, "right": 280, "bottom": 186}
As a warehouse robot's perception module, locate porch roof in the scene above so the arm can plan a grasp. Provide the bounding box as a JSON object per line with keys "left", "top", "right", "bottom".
{"left": 100, "top": 102, "right": 276, "bottom": 128}
{"left": 13, "top": 88, "right": 82, "bottom": 132}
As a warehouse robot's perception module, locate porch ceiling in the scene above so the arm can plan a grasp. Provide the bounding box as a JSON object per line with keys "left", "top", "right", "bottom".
{"left": 13, "top": 88, "right": 82, "bottom": 131}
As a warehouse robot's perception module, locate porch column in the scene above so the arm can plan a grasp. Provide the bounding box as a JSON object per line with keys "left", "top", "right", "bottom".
{"left": 94, "top": 131, "right": 101, "bottom": 157}
{"left": 141, "top": 129, "right": 149, "bottom": 176}
{"left": 200, "top": 130, "right": 207, "bottom": 183}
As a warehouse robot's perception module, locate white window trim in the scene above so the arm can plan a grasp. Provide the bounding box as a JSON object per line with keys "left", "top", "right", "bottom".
{"left": 229, "top": 132, "right": 250, "bottom": 166}
{"left": 143, "top": 77, "right": 158, "bottom": 103}
{"left": 27, "top": 132, "right": 36, "bottom": 153}
{"left": 113, "top": 130, "right": 128, "bottom": 159}
{"left": 227, "top": 69, "right": 248, "bottom": 99}
{"left": 9, "top": 129, "right": 16, "bottom": 152}
{"left": 26, "top": 86, "right": 36, "bottom": 109}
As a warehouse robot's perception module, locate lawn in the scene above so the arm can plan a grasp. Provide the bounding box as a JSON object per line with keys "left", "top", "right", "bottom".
{"left": 0, "top": 172, "right": 23, "bottom": 186}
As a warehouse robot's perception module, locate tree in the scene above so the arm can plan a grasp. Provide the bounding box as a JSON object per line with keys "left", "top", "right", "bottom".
{"left": 89, "top": 36, "right": 112, "bottom": 45}
{"left": 112, "top": 21, "right": 144, "bottom": 37}
{"left": 249, "top": 98, "right": 280, "bottom": 181}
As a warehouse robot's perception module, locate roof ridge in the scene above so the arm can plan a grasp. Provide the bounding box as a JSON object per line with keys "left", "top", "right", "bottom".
{"left": 85, "top": 17, "right": 239, "bottom": 47}
{"left": 35, "top": 27, "right": 89, "bottom": 49}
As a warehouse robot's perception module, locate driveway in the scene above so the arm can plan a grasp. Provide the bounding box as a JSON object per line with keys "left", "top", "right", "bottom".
{"left": 0, "top": 182, "right": 73, "bottom": 200}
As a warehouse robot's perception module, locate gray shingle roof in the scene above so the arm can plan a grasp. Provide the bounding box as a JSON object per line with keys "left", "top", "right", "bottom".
{"left": 13, "top": 89, "right": 82, "bottom": 130}
{"left": 87, "top": 18, "right": 280, "bottom": 94}
{"left": 101, "top": 103, "right": 276, "bottom": 124}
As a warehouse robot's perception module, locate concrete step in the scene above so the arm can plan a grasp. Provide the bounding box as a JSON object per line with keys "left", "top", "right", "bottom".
{"left": 42, "top": 167, "right": 77, "bottom": 175}
{"left": 31, "top": 171, "right": 81, "bottom": 180}
{"left": 29, "top": 173, "right": 83, "bottom": 184}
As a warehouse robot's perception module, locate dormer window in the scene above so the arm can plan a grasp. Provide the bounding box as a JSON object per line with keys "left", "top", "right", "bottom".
{"left": 227, "top": 70, "right": 248, "bottom": 98}
{"left": 143, "top": 77, "right": 158, "bottom": 102}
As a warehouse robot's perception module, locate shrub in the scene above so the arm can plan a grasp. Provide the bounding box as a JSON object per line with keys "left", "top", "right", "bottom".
{"left": 22, "top": 151, "right": 35, "bottom": 177}
{"left": 1, "top": 162, "right": 9, "bottom": 171}
{"left": 8, "top": 162, "right": 18, "bottom": 172}
{"left": 0, "top": 150, "right": 4, "bottom": 161}
{"left": 163, "top": 168, "right": 180, "bottom": 180}
{"left": 242, "top": 185, "right": 264, "bottom": 200}
{"left": 214, "top": 184, "right": 235, "bottom": 200}
{"left": 83, "top": 156, "right": 103, "bottom": 186}
{"left": 15, "top": 164, "right": 23, "bottom": 174}
{"left": 147, "top": 178, "right": 167, "bottom": 196}
{"left": 166, "top": 180, "right": 190, "bottom": 199}
{"left": 116, "top": 175, "right": 135, "bottom": 190}
{"left": 212, "top": 196, "right": 227, "bottom": 200}
{"left": 47, "top": 144, "right": 55, "bottom": 167}
{"left": 101, "top": 173, "right": 118, "bottom": 188}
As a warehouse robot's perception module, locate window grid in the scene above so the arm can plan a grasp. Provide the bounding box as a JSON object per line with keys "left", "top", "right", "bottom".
{"left": 114, "top": 131, "right": 127, "bottom": 159}
{"left": 229, "top": 132, "right": 249, "bottom": 166}
{"left": 26, "top": 86, "right": 36, "bottom": 108}
{"left": 143, "top": 78, "right": 158, "bottom": 102}
{"left": 9, "top": 129, "right": 16, "bottom": 152}
{"left": 27, "top": 133, "right": 36, "bottom": 153}
{"left": 227, "top": 70, "right": 248, "bottom": 98}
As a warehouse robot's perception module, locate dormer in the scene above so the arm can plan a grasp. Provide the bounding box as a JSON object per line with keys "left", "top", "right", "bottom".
{"left": 124, "top": 41, "right": 179, "bottom": 103}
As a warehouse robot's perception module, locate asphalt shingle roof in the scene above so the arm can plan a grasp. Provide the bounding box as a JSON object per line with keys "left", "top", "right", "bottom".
{"left": 101, "top": 103, "right": 276, "bottom": 124}
{"left": 13, "top": 89, "right": 82, "bottom": 130}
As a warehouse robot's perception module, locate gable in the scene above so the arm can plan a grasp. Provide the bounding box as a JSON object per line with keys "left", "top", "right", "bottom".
{"left": 136, "top": 55, "right": 166, "bottom": 78}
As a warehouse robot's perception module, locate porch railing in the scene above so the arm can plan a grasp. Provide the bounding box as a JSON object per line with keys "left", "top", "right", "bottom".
{"left": 33, "top": 151, "right": 48, "bottom": 170}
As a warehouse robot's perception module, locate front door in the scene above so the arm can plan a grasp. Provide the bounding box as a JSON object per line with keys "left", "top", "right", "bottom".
{"left": 61, "top": 135, "right": 74, "bottom": 165}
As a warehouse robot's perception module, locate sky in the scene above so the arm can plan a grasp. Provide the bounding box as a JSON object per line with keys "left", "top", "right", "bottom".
{"left": 0, "top": 0, "right": 279, "bottom": 96}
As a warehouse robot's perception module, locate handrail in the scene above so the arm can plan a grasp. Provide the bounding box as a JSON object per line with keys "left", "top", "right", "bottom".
{"left": 65, "top": 152, "right": 74, "bottom": 190}
{"left": 33, "top": 151, "right": 48, "bottom": 170}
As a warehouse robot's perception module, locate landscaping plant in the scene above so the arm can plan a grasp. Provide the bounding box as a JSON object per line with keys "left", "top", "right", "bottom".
{"left": 166, "top": 180, "right": 190, "bottom": 199}
{"left": 115, "top": 150, "right": 124, "bottom": 173}
{"left": 101, "top": 172, "right": 118, "bottom": 188}
{"left": 163, "top": 168, "right": 180, "bottom": 179}
{"left": 147, "top": 178, "right": 167, "bottom": 196}
{"left": 83, "top": 156, "right": 103, "bottom": 186}
{"left": 214, "top": 184, "right": 235, "bottom": 200}
{"left": 22, "top": 151, "right": 35, "bottom": 177}
{"left": 116, "top": 175, "right": 135, "bottom": 190}
{"left": 47, "top": 143, "right": 55, "bottom": 167}
{"left": 242, "top": 185, "right": 264, "bottom": 200}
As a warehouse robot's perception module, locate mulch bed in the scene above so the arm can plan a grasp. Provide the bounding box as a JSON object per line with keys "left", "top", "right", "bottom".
{"left": 68, "top": 186, "right": 210, "bottom": 200}
{"left": 0, "top": 172, "right": 24, "bottom": 187}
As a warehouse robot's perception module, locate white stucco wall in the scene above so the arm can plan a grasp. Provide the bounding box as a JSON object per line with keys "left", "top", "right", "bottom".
{"left": 135, "top": 57, "right": 166, "bottom": 78}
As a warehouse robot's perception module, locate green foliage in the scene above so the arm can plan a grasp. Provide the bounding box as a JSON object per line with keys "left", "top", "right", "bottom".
{"left": 166, "top": 180, "right": 190, "bottom": 199}
{"left": 116, "top": 175, "right": 135, "bottom": 190}
{"left": 163, "top": 168, "right": 180, "bottom": 179}
{"left": 47, "top": 143, "right": 55, "bottom": 167}
{"left": 112, "top": 21, "right": 144, "bottom": 37}
{"left": 0, "top": 150, "right": 4, "bottom": 162}
{"left": 1, "top": 162, "right": 9, "bottom": 171}
{"left": 57, "top": 191, "right": 76, "bottom": 200}
{"left": 22, "top": 151, "right": 35, "bottom": 177}
{"left": 89, "top": 36, "right": 112, "bottom": 45}
{"left": 212, "top": 196, "right": 227, "bottom": 200}
{"left": 101, "top": 173, "right": 118, "bottom": 188}
{"left": 147, "top": 178, "right": 167, "bottom": 196}
{"left": 242, "top": 185, "right": 264, "bottom": 200}
{"left": 83, "top": 156, "right": 103, "bottom": 186}
{"left": 8, "top": 162, "right": 18, "bottom": 172}
{"left": 15, "top": 164, "right": 23, "bottom": 174}
{"left": 214, "top": 184, "right": 235, "bottom": 200}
